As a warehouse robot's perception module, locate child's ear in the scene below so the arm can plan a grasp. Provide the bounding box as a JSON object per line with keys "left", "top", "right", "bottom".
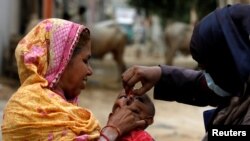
{"left": 145, "top": 117, "right": 154, "bottom": 126}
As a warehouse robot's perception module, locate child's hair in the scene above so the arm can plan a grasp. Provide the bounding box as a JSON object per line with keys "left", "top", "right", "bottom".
{"left": 143, "top": 94, "right": 155, "bottom": 118}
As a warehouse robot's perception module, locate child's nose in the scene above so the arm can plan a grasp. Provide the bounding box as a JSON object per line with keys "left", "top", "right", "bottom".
{"left": 126, "top": 95, "right": 134, "bottom": 105}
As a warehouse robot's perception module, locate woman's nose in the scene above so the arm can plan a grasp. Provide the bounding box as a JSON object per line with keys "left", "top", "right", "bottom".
{"left": 87, "top": 65, "right": 93, "bottom": 75}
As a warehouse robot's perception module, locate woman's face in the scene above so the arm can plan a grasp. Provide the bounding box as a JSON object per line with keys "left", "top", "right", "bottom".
{"left": 58, "top": 40, "right": 93, "bottom": 100}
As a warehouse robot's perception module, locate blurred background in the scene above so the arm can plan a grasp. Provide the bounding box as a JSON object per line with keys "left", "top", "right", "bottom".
{"left": 0, "top": 0, "right": 249, "bottom": 140}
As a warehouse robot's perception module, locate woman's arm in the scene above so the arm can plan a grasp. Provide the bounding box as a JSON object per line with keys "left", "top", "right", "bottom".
{"left": 154, "top": 65, "right": 225, "bottom": 106}
{"left": 99, "top": 126, "right": 119, "bottom": 141}
{"left": 99, "top": 107, "right": 146, "bottom": 141}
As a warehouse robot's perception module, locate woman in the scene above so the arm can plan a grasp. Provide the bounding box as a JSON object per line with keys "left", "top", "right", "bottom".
{"left": 1, "top": 18, "right": 145, "bottom": 141}
{"left": 122, "top": 3, "right": 250, "bottom": 140}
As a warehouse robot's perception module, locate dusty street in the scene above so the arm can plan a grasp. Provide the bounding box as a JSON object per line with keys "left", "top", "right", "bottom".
{"left": 0, "top": 46, "right": 212, "bottom": 141}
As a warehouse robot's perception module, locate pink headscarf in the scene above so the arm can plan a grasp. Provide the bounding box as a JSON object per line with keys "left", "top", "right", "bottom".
{"left": 17, "top": 18, "right": 85, "bottom": 88}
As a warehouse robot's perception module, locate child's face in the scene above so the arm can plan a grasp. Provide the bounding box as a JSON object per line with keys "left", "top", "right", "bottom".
{"left": 112, "top": 90, "right": 154, "bottom": 122}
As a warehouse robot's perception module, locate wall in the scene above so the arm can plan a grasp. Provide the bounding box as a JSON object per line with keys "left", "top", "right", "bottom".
{"left": 0, "top": 0, "right": 19, "bottom": 74}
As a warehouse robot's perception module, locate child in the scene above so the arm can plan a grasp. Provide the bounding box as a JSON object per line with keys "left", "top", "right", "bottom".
{"left": 109, "top": 89, "right": 155, "bottom": 141}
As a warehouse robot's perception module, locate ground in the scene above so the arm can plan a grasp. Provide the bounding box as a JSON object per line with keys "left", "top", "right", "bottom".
{"left": 0, "top": 46, "right": 212, "bottom": 141}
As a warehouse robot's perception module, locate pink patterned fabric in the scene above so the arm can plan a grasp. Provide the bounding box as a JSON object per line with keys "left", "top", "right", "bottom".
{"left": 16, "top": 18, "right": 85, "bottom": 89}
{"left": 24, "top": 45, "right": 45, "bottom": 64}
{"left": 75, "top": 134, "right": 89, "bottom": 141}
{"left": 44, "top": 20, "right": 84, "bottom": 88}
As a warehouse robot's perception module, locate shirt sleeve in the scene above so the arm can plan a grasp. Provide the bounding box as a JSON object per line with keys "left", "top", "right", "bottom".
{"left": 154, "top": 65, "right": 225, "bottom": 106}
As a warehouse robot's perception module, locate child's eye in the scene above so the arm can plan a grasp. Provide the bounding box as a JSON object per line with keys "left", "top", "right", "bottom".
{"left": 135, "top": 97, "right": 144, "bottom": 103}
{"left": 119, "top": 95, "right": 127, "bottom": 99}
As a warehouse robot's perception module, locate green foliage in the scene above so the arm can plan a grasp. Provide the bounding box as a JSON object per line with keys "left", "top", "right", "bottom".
{"left": 196, "top": 0, "right": 218, "bottom": 20}
{"left": 127, "top": 0, "right": 217, "bottom": 25}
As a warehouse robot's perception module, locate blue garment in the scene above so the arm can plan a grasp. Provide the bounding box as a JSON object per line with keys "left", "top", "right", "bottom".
{"left": 190, "top": 4, "right": 250, "bottom": 96}
{"left": 154, "top": 4, "right": 250, "bottom": 135}
{"left": 203, "top": 109, "right": 216, "bottom": 132}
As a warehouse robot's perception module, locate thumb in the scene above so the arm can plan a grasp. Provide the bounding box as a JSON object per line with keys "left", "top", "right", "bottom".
{"left": 133, "top": 84, "right": 152, "bottom": 95}
{"left": 133, "top": 88, "right": 146, "bottom": 96}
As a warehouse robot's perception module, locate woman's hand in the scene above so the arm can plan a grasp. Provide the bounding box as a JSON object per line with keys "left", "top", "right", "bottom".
{"left": 100, "top": 107, "right": 145, "bottom": 141}
{"left": 122, "top": 65, "right": 162, "bottom": 95}
{"left": 106, "top": 107, "right": 145, "bottom": 135}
